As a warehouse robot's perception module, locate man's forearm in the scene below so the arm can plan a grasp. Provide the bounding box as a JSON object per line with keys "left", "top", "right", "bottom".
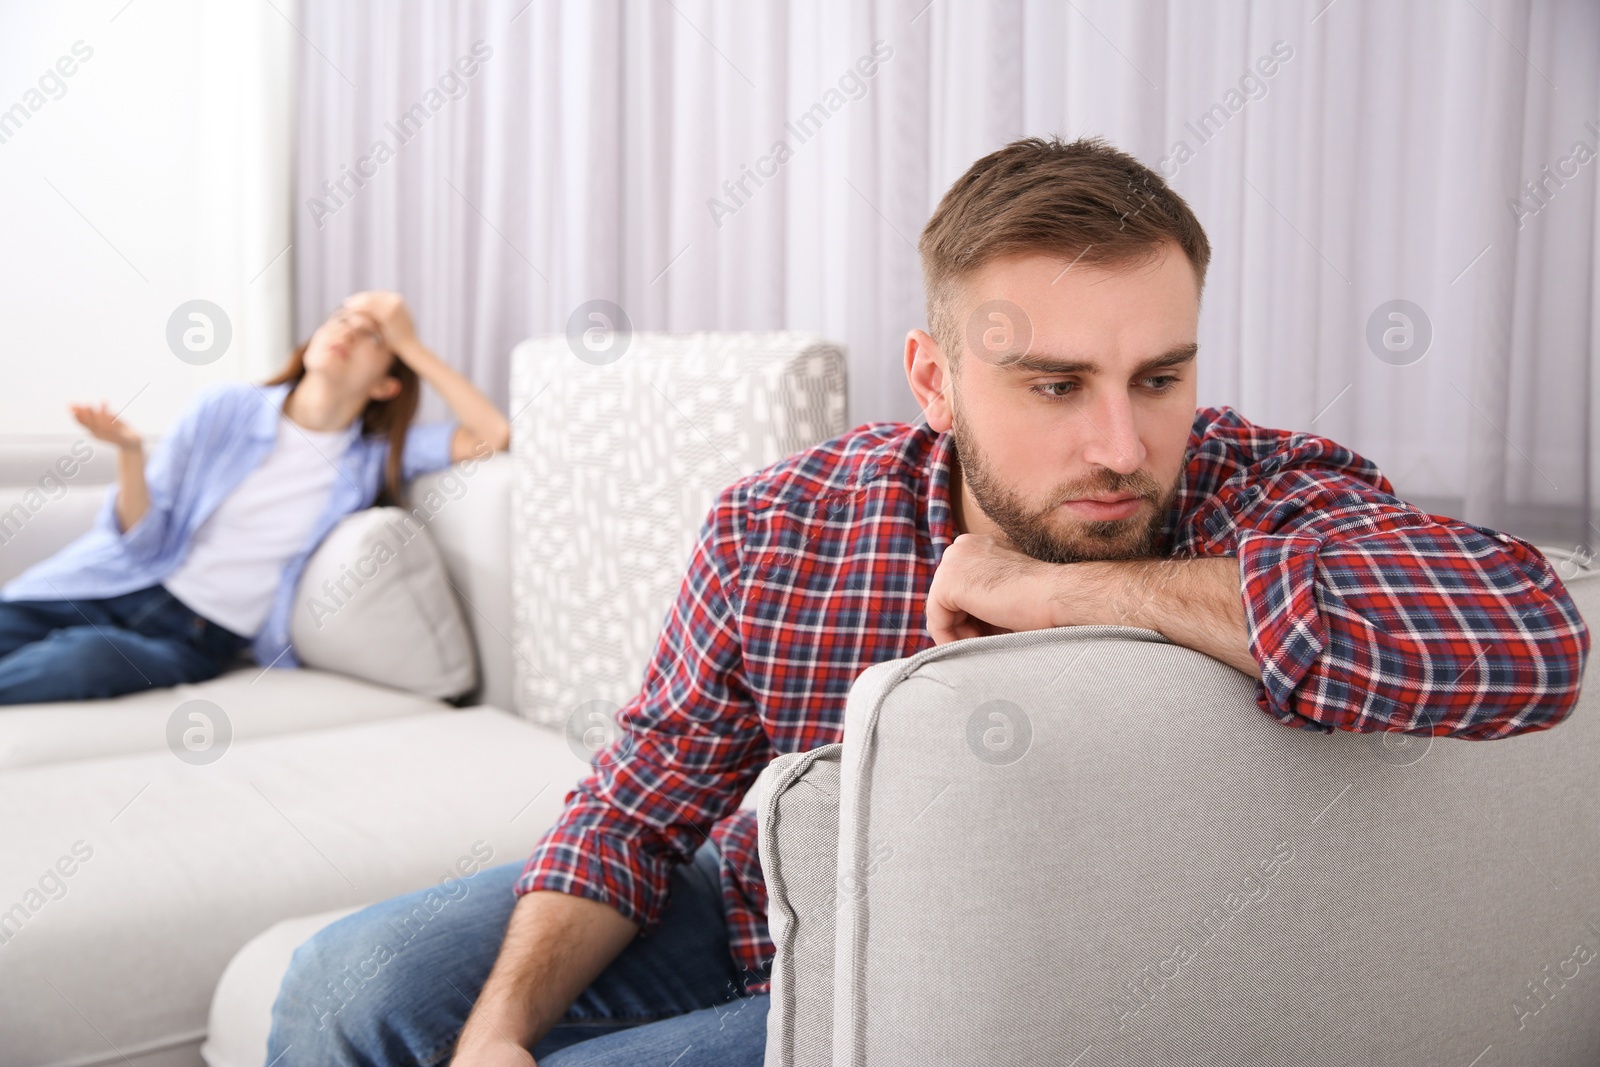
{"left": 1053, "top": 556, "right": 1262, "bottom": 679}
{"left": 451, "top": 890, "right": 638, "bottom": 1063}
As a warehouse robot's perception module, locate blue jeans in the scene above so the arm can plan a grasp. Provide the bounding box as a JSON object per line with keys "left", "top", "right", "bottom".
{"left": 265, "top": 840, "right": 769, "bottom": 1066}
{"left": 0, "top": 585, "right": 251, "bottom": 704}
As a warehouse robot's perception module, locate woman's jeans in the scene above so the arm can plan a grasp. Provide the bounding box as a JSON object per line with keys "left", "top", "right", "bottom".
{"left": 0, "top": 585, "right": 251, "bottom": 704}
{"left": 265, "top": 840, "right": 769, "bottom": 1066}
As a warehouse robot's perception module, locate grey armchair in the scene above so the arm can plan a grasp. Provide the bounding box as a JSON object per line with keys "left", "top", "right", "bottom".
{"left": 758, "top": 553, "right": 1599, "bottom": 1066}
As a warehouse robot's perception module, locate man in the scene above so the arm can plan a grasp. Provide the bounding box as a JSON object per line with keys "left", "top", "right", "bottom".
{"left": 266, "top": 136, "right": 1590, "bottom": 1066}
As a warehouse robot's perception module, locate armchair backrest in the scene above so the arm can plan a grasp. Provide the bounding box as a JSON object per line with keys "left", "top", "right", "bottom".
{"left": 761, "top": 555, "right": 1599, "bottom": 1066}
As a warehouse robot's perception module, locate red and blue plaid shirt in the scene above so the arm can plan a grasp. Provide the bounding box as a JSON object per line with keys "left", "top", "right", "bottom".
{"left": 516, "top": 405, "right": 1590, "bottom": 995}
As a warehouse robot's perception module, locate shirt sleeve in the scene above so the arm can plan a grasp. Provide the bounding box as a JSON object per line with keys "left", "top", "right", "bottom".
{"left": 514, "top": 484, "right": 773, "bottom": 934}
{"left": 93, "top": 386, "right": 213, "bottom": 564}
{"left": 1216, "top": 432, "right": 1590, "bottom": 741}
{"left": 399, "top": 421, "right": 459, "bottom": 482}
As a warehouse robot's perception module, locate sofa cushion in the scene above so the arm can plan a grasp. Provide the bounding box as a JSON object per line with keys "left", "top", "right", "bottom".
{"left": 198, "top": 749, "right": 773, "bottom": 1067}
{"left": 0, "top": 666, "right": 448, "bottom": 771}
{"left": 0, "top": 439, "right": 117, "bottom": 588}
{"left": 0, "top": 707, "right": 586, "bottom": 1067}
{"left": 815, "top": 561, "right": 1598, "bottom": 1066}
{"left": 291, "top": 505, "right": 477, "bottom": 700}
{"left": 507, "top": 332, "right": 846, "bottom": 728}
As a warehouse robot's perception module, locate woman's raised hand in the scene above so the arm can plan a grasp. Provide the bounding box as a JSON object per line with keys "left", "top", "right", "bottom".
{"left": 70, "top": 402, "right": 141, "bottom": 451}
{"left": 343, "top": 290, "right": 418, "bottom": 358}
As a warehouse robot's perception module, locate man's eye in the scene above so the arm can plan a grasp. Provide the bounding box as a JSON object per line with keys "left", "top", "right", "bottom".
{"left": 1029, "top": 376, "right": 1181, "bottom": 401}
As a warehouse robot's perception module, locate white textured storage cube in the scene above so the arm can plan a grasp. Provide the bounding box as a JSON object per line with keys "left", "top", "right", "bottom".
{"left": 508, "top": 332, "right": 847, "bottom": 728}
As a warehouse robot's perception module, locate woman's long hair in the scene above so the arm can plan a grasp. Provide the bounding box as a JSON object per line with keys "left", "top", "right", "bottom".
{"left": 263, "top": 342, "right": 421, "bottom": 506}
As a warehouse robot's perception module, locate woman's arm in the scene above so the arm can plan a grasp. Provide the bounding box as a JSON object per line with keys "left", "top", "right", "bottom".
{"left": 345, "top": 291, "right": 511, "bottom": 461}
{"left": 398, "top": 338, "right": 511, "bottom": 462}
{"left": 70, "top": 402, "right": 149, "bottom": 532}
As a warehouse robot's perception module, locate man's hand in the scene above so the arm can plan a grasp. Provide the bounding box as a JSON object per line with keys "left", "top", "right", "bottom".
{"left": 924, "top": 534, "right": 1261, "bottom": 678}
{"left": 925, "top": 532, "right": 1059, "bottom": 643}
{"left": 450, "top": 1036, "right": 537, "bottom": 1066}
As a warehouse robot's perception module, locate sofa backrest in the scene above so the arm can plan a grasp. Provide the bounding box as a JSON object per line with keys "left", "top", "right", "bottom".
{"left": 0, "top": 438, "right": 119, "bottom": 587}
{"left": 761, "top": 553, "right": 1599, "bottom": 1066}
{"left": 409, "top": 454, "right": 515, "bottom": 711}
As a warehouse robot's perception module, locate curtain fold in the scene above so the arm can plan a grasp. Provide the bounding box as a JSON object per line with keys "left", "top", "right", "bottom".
{"left": 292, "top": 0, "right": 1599, "bottom": 548}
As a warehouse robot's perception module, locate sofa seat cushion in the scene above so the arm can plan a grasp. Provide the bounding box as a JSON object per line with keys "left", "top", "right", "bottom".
{"left": 0, "top": 666, "right": 449, "bottom": 771}
{"left": 197, "top": 745, "right": 776, "bottom": 1067}
{"left": 0, "top": 706, "right": 586, "bottom": 1067}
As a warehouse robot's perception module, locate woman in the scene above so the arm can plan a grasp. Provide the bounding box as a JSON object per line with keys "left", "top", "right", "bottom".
{"left": 0, "top": 291, "right": 510, "bottom": 704}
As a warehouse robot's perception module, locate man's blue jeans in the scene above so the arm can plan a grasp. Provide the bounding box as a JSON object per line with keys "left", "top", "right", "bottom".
{"left": 265, "top": 839, "right": 769, "bottom": 1066}
{"left": 0, "top": 585, "right": 250, "bottom": 704}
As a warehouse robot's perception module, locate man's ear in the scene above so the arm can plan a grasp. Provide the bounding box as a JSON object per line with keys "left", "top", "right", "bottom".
{"left": 369, "top": 375, "right": 403, "bottom": 402}
{"left": 904, "top": 328, "right": 955, "bottom": 432}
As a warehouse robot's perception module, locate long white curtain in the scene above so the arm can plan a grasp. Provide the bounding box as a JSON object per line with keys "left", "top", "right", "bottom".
{"left": 291, "top": 0, "right": 1599, "bottom": 550}
{"left": 0, "top": 0, "right": 292, "bottom": 436}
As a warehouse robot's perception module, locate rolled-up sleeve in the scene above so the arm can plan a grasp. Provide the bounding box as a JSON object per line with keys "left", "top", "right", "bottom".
{"left": 514, "top": 485, "right": 772, "bottom": 933}
{"left": 93, "top": 389, "right": 210, "bottom": 563}
{"left": 1220, "top": 437, "right": 1590, "bottom": 740}
{"left": 400, "top": 421, "right": 459, "bottom": 482}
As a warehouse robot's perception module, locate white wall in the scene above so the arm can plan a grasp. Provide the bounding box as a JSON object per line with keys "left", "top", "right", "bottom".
{"left": 0, "top": 0, "right": 293, "bottom": 439}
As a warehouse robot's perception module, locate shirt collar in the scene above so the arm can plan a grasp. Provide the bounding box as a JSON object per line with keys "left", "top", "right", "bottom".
{"left": 250, "top": 381, "right": 364, "bottom": 454}
{"left": 251, "top": 382, "right": 293, "bottom": 442}
{"left": 926, "top": 424, "right": 957, "bottom": 558}
{"left": 859, "top": 417, "right": 958, "bottom": 562}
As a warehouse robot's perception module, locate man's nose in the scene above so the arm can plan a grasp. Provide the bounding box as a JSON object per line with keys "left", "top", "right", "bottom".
{"left": 1078, "top": 390, "right": 1146, "bottom": 475}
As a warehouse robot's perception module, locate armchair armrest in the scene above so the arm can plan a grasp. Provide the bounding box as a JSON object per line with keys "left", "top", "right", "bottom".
{"left": 756, "top": 743, "right": 844, "bottom": 1067}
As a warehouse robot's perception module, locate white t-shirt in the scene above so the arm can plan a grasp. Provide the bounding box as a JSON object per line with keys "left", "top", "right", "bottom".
{"left": 163, "top": 420, "right": 356, "bottom": 638}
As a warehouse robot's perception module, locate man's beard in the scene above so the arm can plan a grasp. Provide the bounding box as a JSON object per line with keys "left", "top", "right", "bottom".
{"left": 949, "top": 400, "right": 1180, "bottom": 565}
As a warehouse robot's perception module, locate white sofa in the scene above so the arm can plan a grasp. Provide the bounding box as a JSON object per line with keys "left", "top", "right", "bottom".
{"left": 0, "top": 332, "right": 849, "bottom": 1067}
{"left": 0, "top": 450, "right": 593, "bottom": 1067}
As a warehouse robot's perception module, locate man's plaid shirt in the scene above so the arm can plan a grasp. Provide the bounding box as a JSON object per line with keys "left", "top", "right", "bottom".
{"left": 515, "top": 405, "right": 1591, "bottom": 995}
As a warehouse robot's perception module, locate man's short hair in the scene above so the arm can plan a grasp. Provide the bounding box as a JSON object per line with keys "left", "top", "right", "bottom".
{"left": 918, "top": 135, "right": 1212, "bottom": 365}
